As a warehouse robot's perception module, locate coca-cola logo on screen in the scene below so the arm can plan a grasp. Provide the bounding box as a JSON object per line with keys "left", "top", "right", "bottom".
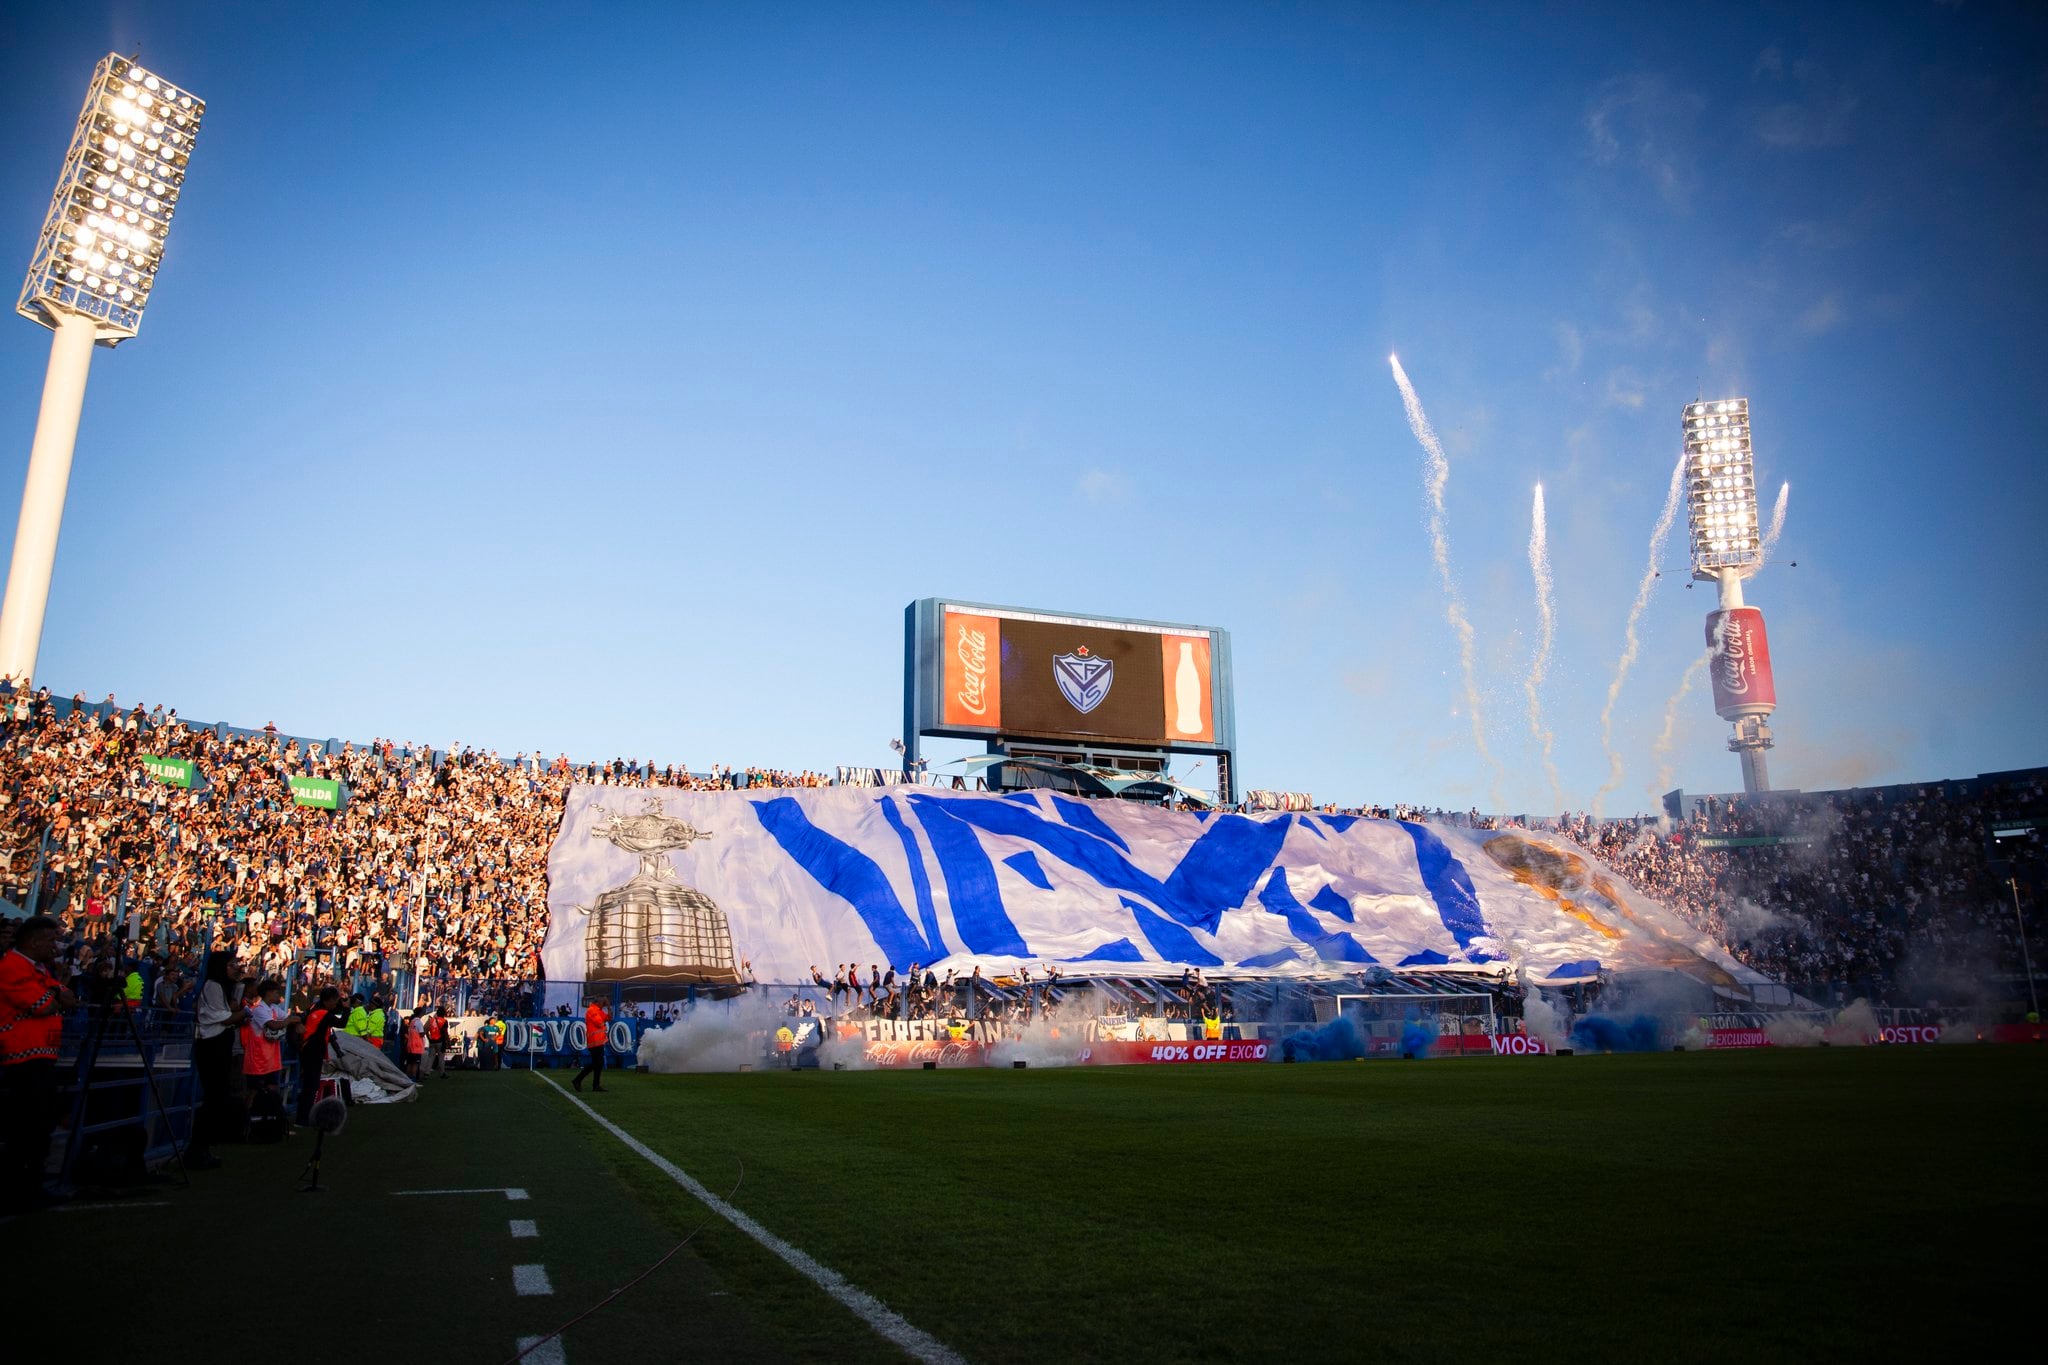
{"left": 954, "top": 623, "right": 990, "bottom": 717}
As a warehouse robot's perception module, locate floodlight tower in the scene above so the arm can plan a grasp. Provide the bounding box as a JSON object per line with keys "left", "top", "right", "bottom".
{"left": 0, "top": 55, "right": 205, "bottom": 684}
{"left": 1683, "top": 398, "right": 1778, "bottom": 794}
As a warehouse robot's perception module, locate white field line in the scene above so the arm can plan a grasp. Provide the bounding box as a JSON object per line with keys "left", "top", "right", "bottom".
{"left": 53, "top": 1201, "right": 172, "bottom": 1213}
{"left": 393, "top": 1186, "right": 530, "bottom": 1200}
{"left": 536, "top": 1074, "right": 964, "bottom": 1365}
{"left": 512, "top": 1263, "right": 554, "bottom": 1296}
{"left": 516, "top": 1337, "right": 566, "bottom": 1365}
{"left": 510, "top": 1218, "right": 539, "bottom": 1238}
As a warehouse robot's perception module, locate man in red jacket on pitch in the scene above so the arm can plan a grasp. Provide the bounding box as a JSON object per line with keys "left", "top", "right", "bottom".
{"left": 573, "top": 996, "right": 610, "bottom": 1093}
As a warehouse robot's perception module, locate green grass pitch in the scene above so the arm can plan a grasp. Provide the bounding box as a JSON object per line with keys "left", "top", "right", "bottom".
{"left": 24, "top": 1047, "right": 2044, "bottom": 1363}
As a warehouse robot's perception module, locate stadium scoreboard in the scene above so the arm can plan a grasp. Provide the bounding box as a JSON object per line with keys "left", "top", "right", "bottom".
{"left": 904, "top": 598, "right": 1236, "bottom": 797}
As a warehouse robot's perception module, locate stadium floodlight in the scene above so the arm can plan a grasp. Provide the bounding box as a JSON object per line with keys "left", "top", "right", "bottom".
{"left": 1682, "top": 397, "right": 1778, "bottom": 795}
{"left": 1684, "top": 397, "right": 1761, "bottom": 599}
{"left": 0, "top": 55, "right": 204, "bottom": 683}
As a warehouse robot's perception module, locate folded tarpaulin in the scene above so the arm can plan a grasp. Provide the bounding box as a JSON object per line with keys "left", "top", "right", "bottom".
{"left": 327, "top": 1030, "right": 419, "bottom": 1103}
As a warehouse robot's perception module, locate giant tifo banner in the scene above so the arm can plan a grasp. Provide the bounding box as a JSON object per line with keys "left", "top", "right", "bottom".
{"left": 542, "top": 786, "right": 1762, "bottom": 989}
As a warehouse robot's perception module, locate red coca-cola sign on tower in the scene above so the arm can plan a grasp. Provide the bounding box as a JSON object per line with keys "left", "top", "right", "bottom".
{"left": 1705, "top": 607, "right": 1776, "bottom": 720}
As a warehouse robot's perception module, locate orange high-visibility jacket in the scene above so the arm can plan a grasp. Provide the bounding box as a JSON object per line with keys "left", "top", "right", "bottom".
{"left": 0, "top": 949, "right": 65, "bottom": 1064}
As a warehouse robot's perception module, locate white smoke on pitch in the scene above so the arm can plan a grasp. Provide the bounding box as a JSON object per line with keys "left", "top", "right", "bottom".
{"left": 1594, "top": 449, "right": 1689, "bottom": 814}
{"left": 634, "top": 995, "right": 792, "bottom": 1073}
{"left": 1522, "top": 989, "right": 1570, "bottom": 1048}
{"left": 1389, "top": 355, "right": 1505, "bottom": 808}
{"left": 1525, "top": 484, "right": 1565, "bottom": 813}
{"left": 1824, "top": 999, "right": 1880, "bottom": 1047}
{"left": 1762, "top": 1012, "right": 1821, "bottom": 1047}
{"left": 1762, "top": 481, "right": 1790, "bottom": 558}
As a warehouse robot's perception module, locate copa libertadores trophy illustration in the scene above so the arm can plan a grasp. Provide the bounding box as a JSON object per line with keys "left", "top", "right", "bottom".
{"left": 581, "top": 798, "right": 740, "bottom": 987}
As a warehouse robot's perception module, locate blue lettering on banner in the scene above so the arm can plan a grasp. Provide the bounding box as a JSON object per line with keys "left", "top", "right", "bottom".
{"left": 1070, "top": 936, "right": 1145, "bottom": 963}
{"left": 1398, "top": 822, "right": 1498, "bottom": 961}
{"left": 878, "top": 798, "right": 949, "bottom": 961}
{"left": 1257, "top": 869, "right": 1376, "bottom": 963}
{"left": 904, "top": 799, "right": 1030, "bottom": 957}
{"left": 1308, "top": 884, "right": 1356, "bottom": 924}
{"left": 1119, "top": 896, "right": 1222, "bottom": 967}
{"left": 903, "top": 793, "right": 1287, "bottom": 935}
{"left": 1003, "top": 850, "right": 1054, "bottom": 891}
{"left": 752, "top": 797, "right": 937, "bottom": 967}
{"left": 1050, "top": 794, "right": 1131, "bottom": 853}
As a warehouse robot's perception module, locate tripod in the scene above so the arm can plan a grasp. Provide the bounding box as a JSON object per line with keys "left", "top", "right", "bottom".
{"left": 297, "top": 1081, "right": 345, "bottom": 1193}
{"left": 58, "top": 966, "right": 192, "bottom": 1196}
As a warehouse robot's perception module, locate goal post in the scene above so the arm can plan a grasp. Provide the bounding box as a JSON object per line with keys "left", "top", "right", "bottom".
{"left": 1334, "top": 993, "right": 1500, "bottom": 1058}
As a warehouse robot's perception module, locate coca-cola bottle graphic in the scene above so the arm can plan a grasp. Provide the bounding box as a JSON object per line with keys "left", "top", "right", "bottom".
{"left": 1174, "top": 641, "right": 1203, "bottom": 734}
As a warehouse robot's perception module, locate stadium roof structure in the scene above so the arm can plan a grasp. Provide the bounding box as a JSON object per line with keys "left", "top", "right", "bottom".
{"left": 948, "top": 753, "right": 1215, "bottom": 804}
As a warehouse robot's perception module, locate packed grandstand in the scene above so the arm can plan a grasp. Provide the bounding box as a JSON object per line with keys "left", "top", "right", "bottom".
{"left": 4, "top": 682, "right": 2041, "bottom": 1024}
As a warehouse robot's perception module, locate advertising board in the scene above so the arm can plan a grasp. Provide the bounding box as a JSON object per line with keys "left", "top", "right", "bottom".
{"left": 1706, "top": 606, "right": 1776, "bottom": 720}
{"left": 919, "top": 599, "right": 1227, "bottom": 749}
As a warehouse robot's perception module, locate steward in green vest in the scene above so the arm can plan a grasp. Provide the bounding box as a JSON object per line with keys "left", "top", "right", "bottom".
{"left": 366, "top": 1005, "right": 387, "bottom": 1049}
{"left": 124, "top": 969, "right": 144, "bottom": 1010}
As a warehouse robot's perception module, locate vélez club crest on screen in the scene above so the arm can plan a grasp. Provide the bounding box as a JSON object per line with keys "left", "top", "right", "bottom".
{"left": 1053, "top": 646, "right": 1113, "bottom": 714}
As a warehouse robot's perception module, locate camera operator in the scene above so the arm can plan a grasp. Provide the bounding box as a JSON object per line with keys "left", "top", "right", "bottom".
{"left": 0, "top": 916, "right": 79, "bottom": 1212}
{"left": 190, "top": 954, "right": 249, "bottom": 1170}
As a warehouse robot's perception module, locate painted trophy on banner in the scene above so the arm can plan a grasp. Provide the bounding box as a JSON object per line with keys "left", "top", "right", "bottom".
{"left": 580, "top": 798, "right": 740, "bottom": 987}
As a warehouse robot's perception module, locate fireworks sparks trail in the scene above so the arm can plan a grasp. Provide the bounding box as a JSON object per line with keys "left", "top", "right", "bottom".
{"left": 1593, "top": 448, "right": 1688, "bottom": 814}
{"left": 1389, "top": 354, "right": 1505, "bottom": 808}
{"left": 1525, "top": 484, "right": 1564, "bottom": 813}
{"left": 1652, "top": 652, "right": 1709, "bottom": 800}
{"left": 1763, "top": 481, "right": 1790, "bottom": 557}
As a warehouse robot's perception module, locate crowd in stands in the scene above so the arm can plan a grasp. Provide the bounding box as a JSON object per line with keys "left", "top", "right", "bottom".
{"left": 1558, "top": 776, "right": 2046, "bottom": 1001}
{"left": 6, "top": 682, "right": 2042, "bottom": 1016}
{"left": 0, "top": 685, "right": 855, "bottom": 1007}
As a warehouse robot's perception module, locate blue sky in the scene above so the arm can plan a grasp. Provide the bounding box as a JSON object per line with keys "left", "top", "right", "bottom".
{"left": 2, "top": 2, "right": 2043, "bottom": 812}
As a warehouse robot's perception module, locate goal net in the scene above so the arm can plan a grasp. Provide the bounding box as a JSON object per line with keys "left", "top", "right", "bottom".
{"left": 1332, "top": 993, "right": 1499, "bottom": 1058}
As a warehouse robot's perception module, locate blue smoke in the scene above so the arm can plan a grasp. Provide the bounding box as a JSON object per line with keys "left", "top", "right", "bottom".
{"left": 1280, "top": 1015, "right": 1365, "bottom": 1062}
{"left": 1399, "top": 1022, "right": 1437, "bottom": 1058}
{"left": 1570, "top": 1012, "right": 1666, "bottom": 1053}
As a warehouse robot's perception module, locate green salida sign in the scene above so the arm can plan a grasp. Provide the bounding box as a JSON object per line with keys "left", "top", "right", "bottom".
{"left": 288, "top": 775, "right": 346, "bottom": 810}
{"left": 141, "top": 754, "right": 195, "bottom": 788}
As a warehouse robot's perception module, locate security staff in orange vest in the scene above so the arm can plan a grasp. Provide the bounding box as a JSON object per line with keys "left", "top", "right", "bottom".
{"left": 572, "top": 997, "right": 610, "bottom": 1093}
{"left": 0, "top": 916, "right": 77, "bottom": 1213}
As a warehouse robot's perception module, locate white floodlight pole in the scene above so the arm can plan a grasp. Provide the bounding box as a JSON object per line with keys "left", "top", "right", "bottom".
{"left": 0, "top": 313, "right": 97, "bottom": 681}
{"left": 1684, "top": 398, "right": 1776, "bottom": 795}
{"left": 1, "top": 54, "right": 205, "bottom": 686}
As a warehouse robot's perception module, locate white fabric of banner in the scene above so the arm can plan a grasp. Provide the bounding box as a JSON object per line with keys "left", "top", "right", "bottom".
{"left": 541, "top": 785, "right": 1757, "bottom": 987}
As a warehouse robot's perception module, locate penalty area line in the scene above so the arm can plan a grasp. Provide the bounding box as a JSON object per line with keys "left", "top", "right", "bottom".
{"left": 534, "top": 1073, "right": 963, "bottom": 1365}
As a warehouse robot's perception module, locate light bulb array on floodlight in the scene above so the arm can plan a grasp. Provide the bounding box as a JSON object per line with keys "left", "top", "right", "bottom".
{"left": 16, "top": 54, "right": 205, "bottom": 343}
{"left": 1684, "top": 398, "right": 1760, "bottom": 582}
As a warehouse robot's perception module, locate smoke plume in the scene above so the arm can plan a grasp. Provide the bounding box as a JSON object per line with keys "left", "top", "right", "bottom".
{"left": 1525, "top": 484, "right": 1565, "bottom": 813}
{"left": 635, "top": 995, "right": 793, "bottom": 1073}
{"left": 1594, "top": 449, "right": 1689, "bottom": 813}
{"left": 1651, "top": 652, "right": 1709, "bottom": 800}
{"left": 1389, "top": 355, "right": 1505, "bottom": 807}
{"left": 1763, "top": 481, "right": 1790, "bottom": 558}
